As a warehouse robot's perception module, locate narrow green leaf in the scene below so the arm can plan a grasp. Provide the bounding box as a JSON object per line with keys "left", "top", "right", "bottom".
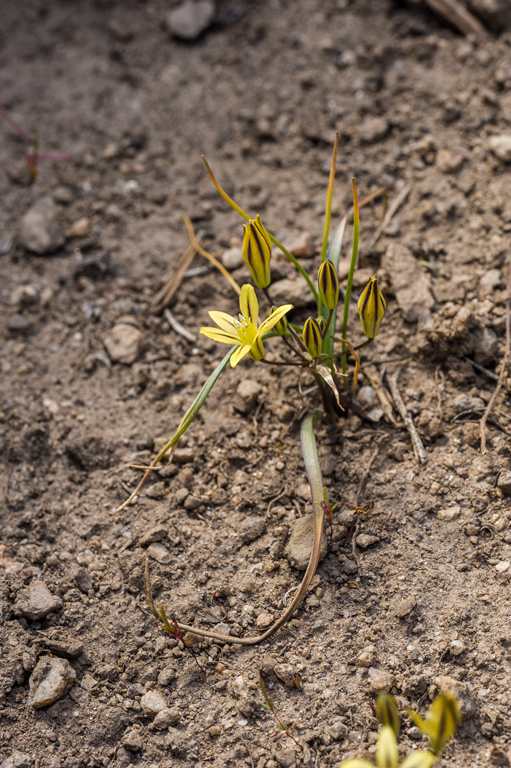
{"left": 153, "top": 346, "right": 235, "bottom": 463}
{"left": 376, "top": 694, "right": 400, "bottom": 737}
{"left": 376, "top": 725, "right": 398, "bottom": 768}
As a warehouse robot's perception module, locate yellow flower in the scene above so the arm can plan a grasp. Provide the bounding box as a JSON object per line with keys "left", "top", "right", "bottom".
{"left": 318, "top": 258, "right": 339, "bottom": 310}
{"left": 200, "top": 284, "right": 293, "bottom": 368}
{"left": 242, "top": 214, "right": 272, "bottom": 288}
{"left": 357, "top": 276, "right": 386, "bottom": 338}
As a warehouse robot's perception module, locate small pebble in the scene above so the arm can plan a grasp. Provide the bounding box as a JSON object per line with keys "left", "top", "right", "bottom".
{"left": 367, "top": 667, "right": 392, "bottom": 693}
{"left": 104, "top": 323, "right": 145, "bottom": 365}
{"left": 153, "top": 707, "right": 181, "bottom": 729}
{"left": 14, "top": 582, "right": 63, "bottom": 621}
{"left": 221, "top": 247, "right": 244, "bottom": 270}
{"left": 166, "top": 0, "right": 215, "bottom": 40}
{"left": 147, "top": 543, "right": 172, "bottom": 564}
{"left": 356, "top": 533, "right": 380, "bottom": 549}
{"left": 19, "top": 197, "right": 65, "bottom": 255}
{"left": 234, "top": 379, "right": 262, "bottom": 414}
{"left": 140, "top": 690, "right": 167, "bottom": 715}
{"left": 238, "top": 516, "right": 266, "bottom": 543}
{"left": 274, "top": 663, "right": 300, "bottom": 687}
{"left": 450, "top": 640, "right": 465, "bottom": 656}
{"left": 27, "top": 657, "right": 76, "bottom": 708}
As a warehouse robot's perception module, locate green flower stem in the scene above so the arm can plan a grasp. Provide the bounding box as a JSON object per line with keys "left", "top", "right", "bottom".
{"left": 112, "top": 345, "right": 235, "bottom": 514}
{"left": 144, "top": 412, "right": 327, "bottom": 645}
{"left": 341, "top": 178, "right": 360, "bottom": 376}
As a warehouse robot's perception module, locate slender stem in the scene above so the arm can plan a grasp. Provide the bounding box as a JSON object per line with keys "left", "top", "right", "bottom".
{"left": 323, "top": 308, "right": 334, "bottom": 341}
{"left": 341, "top": 178, "right": 360, "bottom": 376}
{"left": 144, "top": 413, "right": 325, "bottom": 645}
{"left": 267, "top": 234, "right": 319, "bottom": 304}
{"left": 320, "top": 132, "right": 339, "bottom": 266}
{"left": 182, "top": 214, "right": 241, "bottom": 296}
{"left": 260, "top": 359, "right": 304, "bottom": 368}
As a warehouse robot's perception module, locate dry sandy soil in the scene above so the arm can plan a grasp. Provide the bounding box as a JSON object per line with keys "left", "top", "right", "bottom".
{"left": 2, "top": 1, "right": 511, "bottom": 767}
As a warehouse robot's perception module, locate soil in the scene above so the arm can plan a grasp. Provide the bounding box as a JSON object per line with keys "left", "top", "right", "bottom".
{"left": 1, "top": 1, "right": 511, "bottom": 767}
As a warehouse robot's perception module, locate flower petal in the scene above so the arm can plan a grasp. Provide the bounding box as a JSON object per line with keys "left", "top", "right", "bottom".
{"left": 200, "top": 327, "right": 238, "bottom": 344}
{"left": 258, "top": 304, "right": 293, "bottom": 336}
{"left": 208, "top": 311, "right": 238, "bottom": 334}
{"left": 230, "top": 344, "right": 251, "bottom": 368}
{"left": 239, "top": 284, "right": 259, "bottom": 326}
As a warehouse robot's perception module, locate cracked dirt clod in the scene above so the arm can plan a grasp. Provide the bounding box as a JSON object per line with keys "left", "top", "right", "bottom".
{"left": 284, "top": 513, "right": 328, "bottom": 570}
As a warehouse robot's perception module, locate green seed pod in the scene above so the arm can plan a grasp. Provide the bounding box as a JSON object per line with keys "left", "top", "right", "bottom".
{"left": 270, "top": 306, "right": 288, "bottom": 336}
{"left": 317, "top": 258, "right": 339, "bottom": 310}
{"left": 303, "top": 317, "right": 323, "bottom": 358}
{"left": 357, "top": 275, "right": 386, "bottom": 338}
{"left": 242, "top": 214, "right": 272, "bottom": 289}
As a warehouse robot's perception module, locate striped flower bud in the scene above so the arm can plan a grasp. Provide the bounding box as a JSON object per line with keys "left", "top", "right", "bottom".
{"left": 316, "top": 316, "right": 327, "bottom": 337}
{"left": 357, "top": 276, "right": 386, "bottom": 338}
{"left": 303, "top": 317, "right": 323, "bottom": 359}
{"left": 242, "top": 214, "right": 272, "bottom": 289}
{"left": 270, "top": 306, "right": 288, "bottom": 336}
{"left": 317, "top": 258, "right": 339, "bottom": 310}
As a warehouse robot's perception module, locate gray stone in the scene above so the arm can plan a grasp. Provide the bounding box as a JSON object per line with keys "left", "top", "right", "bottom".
{"left": 7, "top": 314, "right": 32, "bottom": 334}
{"left": 274, "top": 749, "right": 297, "bottom": 768}
{"left": 234, "top": 379, "right": 262, "bottom": 414}
{"left": 238, "top": 515, "right": 266, "bottom": 543}
{"left": 270, "top": 275, "right": 315, "bottom": 308}
{"left": 274, "top": 663, "right": 300, "bottom": 687}
{"left": 153, "top": 707, "right": 181, "bottom": 729}
{"left": 139, "top": 525, "right": 168, "bottom": 546}
{"left": 395, "top": 597, "right": 416, "bottom": 618}
{"left": 140, "top": 689, "right": 167, "bottom": 715}
{"left": 473, "top": 326, "right": 499, "bottom": 366}
{"left": 158, "top": 666, "right": 177, "bottom": 686}
{"left": 356, "top": 533, "right": 380, "bottom": 549}
{"left": 453, "top": 394, "right": 485, "bottom": 413}
{"left": 166, "top": 0, "right": 215, "bottom": 40}
{"left": 479, "top": 268, "right": 501, "bottom": 297}
{"left": 367, "top": 667, "right": 392, "bottom": 693}
{"left": 382, "top": 243, "right": 434, "bottom": 323}
{"left": 147, "top": 543, "right": 172, "bottom": 564}
{"left": 0, "top": 753, "right": 31, "bottom": 768}
{"left": 343, "top": 558, "right": 358, "bottom": 575}
{"left": 27, "top": 656, "right": 76, "bottom": 708}
{"left": 10, "top": 284, "right": 41, "bottom": 308}
{"left": 497, "top": 471, "right": 511, "bottom": 495}
{"left": 104, "top": 322, "right": 146, "bottom": 364}
{"left": 433, "top": 675, "right": 477, "bottom": 718}
{"left": 122, "top": 729, "right": 143, "bottom": 752}
{"left": 19, "top": 197, "right": 65, "bottom": 254}
{"left": 327, "top": 719, "right": 349, "bottom": 741}
{"left": 488, "top": 134, "right": 511, "bottom": 163}
{"left": 74, "top": 568, "right": 92, "bottom": 594}
{"left": 285, "top": 513, "right": 328, "bottom": 570}
{"left": 450, "top": 639, "right": 465, "bottom": 656}
{"left": 42, "top": 635, "right": 84, "bottom": 659}
{"left": 14, "top": 581, "right": 62, "bottom": 620}
{"left": 435, "top": 149, "right": 463, "bottom": 174}
{"left": 221, "top": 246, "right": 244, "bottom": 270}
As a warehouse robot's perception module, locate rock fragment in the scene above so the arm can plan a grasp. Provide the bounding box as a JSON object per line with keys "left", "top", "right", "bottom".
{"left": 395, "top": 597, "right": 416, "bottom": 618}
{"left": 27, "top": 656, "right": 76, "bottom": 708}
{"left": 435, "top": 149, "right": 463, "bottom": 174}
{"left": 14, "top": 581, "right": 63, "bottom": 621}
{"left": 450, "top": 640, "right": 465, "bottom": 656}
{"left": 285, "top": 514, "right": 328, "bottom": 570}
{"left": 140, "top": 689, "right": 167, "bottom": 715}
{"left": 147, "top": 543, "right": 172, "bottom": 564}
{"left": 153, "top": 707, "right": 181, "bottom": 729}
{"left": 166, "top": 0, "right": 215, "bottom": 40}
{"left": 0, "top": 753, "right": 31, "bottom": 768}
{"left": 274, "top": 750, "right": 297, "bottom": 768}
{"left": 104, "top": 322, "right": 145, "bottom": 364}
{"left": 221, "top": 246, "right": 243, "bottom": 270}
{"left": 488, "top": 134, "right": 511, "bottom": 163}
{"left": 497, "top": 471, "right": 511, "bottom": 495}
{"left": 19, "top": 197, "right": 65, "bottom": 254}
{"left": 433, "top": 676, "right": 477, "bottom": 718}
{"left": 357, "top": 646, "right": 376, "bottom": 667}
{"left": 239, "top": 515, "right": 266, "bottom": 543}
{"left": 122, "top": 729, "right": 144, "bottom": 752}
{"left": 139, "top": 525, "right": 168, "bottom": 546}
{"left": 275, "top": 232, "right": 314, "bottom": 258}
{"left": 359, "top": 116, "right": 389, "bottom": 143}
{"left": 256, "top": 612, "right": 273, "bottom": 629}
{"left": 42, "top": 634, "right": 84, "bottom": 658}
{"left": 235, "top": 379, "right": 262, "bottom": 414}
{"left": 367, "top": 667, "right": 392, "bottom": 693}
{"left": 274, "top": 663, "right": 301, "bottom": 688}
{"left": 356, "top": 533, "right": 380, "bottom": 549}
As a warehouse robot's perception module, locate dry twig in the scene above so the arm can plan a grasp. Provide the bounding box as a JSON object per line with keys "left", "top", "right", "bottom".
{"left": 480, "top": 263, "right": 511, "bottom": 454}
{"left": 388, "top": 370, "right": 428, "bottom": 465}
{"left": 164, "top": 307, "right": 197, "bottom": 343}
{"left": 151, "top": 241, "right": 197, "bottom": 313}
{"left": 424, "top": 0, "right": 486, "bottom": 37}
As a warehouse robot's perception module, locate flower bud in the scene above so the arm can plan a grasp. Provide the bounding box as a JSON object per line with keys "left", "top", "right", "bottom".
{"left": 242, "top": 214, "right": 272, "bottom": 289}
{"left": 316, "top": 316, "right": 327, "bottom": 337}
{"left": 357, "top": 276, "right": 386, "bottom": 338}
{"left": 303, "top": 317, "right": 323, "bottom": 358}
{"left": 317, "top": 259, "right": 339, "bottom": 310}
{"left": 270, "top": 306, "right": 288, "bottom": 336}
